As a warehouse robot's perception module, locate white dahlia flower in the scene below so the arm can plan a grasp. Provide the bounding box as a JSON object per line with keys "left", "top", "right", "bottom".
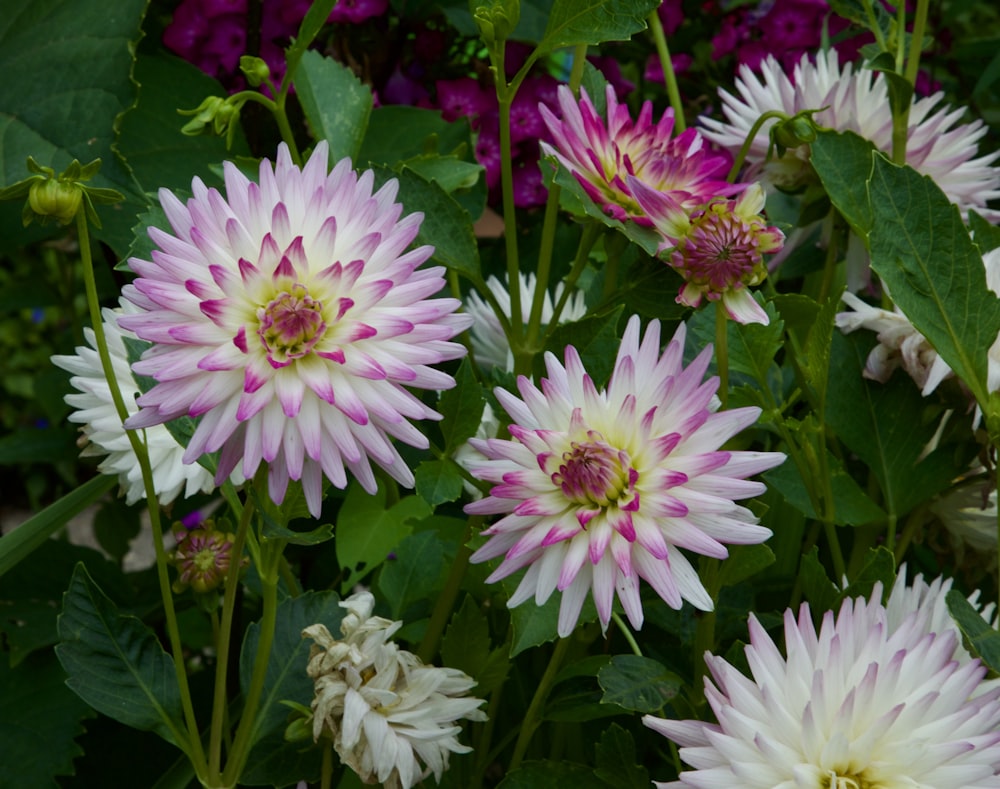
{"left": 645, "top": 587, "right": 1000, "bottom": 788}
{"left": 464, "top": 315, "right": 785, "bottom": 636}
{"left": 303, "top": 592, "right": 486, "bottom": 789}
{"left": 119, "top": 141, "right": 472, "bottom": 517}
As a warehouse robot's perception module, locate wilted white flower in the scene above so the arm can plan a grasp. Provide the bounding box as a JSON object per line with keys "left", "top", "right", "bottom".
{"left": 52, "top": 301, "right": 224, "bottom": 505}
{"left": 645, "top": 585, "right": 1000, "bottom": 788}
{"left": 303, "top": 592, "right": 486, "bottom": 789}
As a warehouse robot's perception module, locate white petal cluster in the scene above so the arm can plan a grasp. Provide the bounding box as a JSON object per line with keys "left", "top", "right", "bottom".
{"left": 51, "top": 301, "right": 225, "bottom": 505}
{"left": 645, "top": 580, "right": 1000, "bottom": 788}
{"left": 465, "top": 272, "right": 587, "bottom": 372}
{"left": 303, "top": 592, "right": 486, "bottom": 789}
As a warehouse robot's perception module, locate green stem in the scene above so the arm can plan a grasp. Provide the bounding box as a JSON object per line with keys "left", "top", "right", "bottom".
{"left": 691, "top": 558, "right": 719, "bottom": 705}
{"left": 715, "top": 304, "right": 729, "bottom": 410}
{"left": 860, "top": 0, "right": 888, "bottom": 53}
{"left": 509, "top": 636, "right": 572, "bottom": 770}
{"left": 816, "top": 212, "right": 840, "bottom": 303}
{"left": 417, "top": 517, "right": 479, "bottom": 663}
{"left": 822, "top": 520, "right": 847, "bottom": 581}
{"left": 904, "top": 0, "right": 930, "bottom": 85}
{"left": 76, "top": 211, "right": 207, "bottom": 777}
{"left": 726, "top": 110, "right": 788, "bottom": 183}
{"left": 320, "top": 744, "right": 333, "bottom": 789}
{"left": 207, "top": 492, "right": 255, "bottom": 781}
{"left": 221, "top": 540, "right": 283, "bottom": 786}
{"left": 612, "top": 612, "right": 642, "bottom": 657}
{"left": 546, "top": 222, "right": 600, "bottom": 335}
{"left": 648, "top": 9, "right": 685, "bottom": 133}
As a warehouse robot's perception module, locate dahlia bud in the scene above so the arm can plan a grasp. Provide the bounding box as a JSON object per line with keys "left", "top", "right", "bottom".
{"left": 28, "top": 178, "right": 82, "bottom": 225}
{"left": 170, "top": 520, "right": 244, "bottom": 595}
{"left": 179, "top": 95, "right": 241, "bottom": 145}
{"left": 0, "top": 156, "right": 122, "bottom": 228}
{"left": 240, "top": 55, "right": 271, "bottom": 88}
{"left": 769, "top": 109, "right": 823, "bottom": 157}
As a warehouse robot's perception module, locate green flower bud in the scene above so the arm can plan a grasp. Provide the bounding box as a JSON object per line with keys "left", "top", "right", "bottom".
{"left": 240, "top": 55, "right": 271, "bottom": 87}
{"left": 28, "top": 178, "right": 82, "bottom": 225}
{"left": 471, "top": 0, "right": 519, "bottom": 46}
{"left": 769, "top": 109, "right": 824, "bottom": 156}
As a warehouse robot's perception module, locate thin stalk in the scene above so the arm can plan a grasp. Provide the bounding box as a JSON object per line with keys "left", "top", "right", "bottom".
{"left": 860, "top": 0, "right": 888, "bottom": 53}
{"left": 822, "top": 520, "right": 847, "bottom": 581}
{"left": 509, "top": 636, "right": 572, "bottom": 770}
{"left": 816, "top": 214, "right": 840, "bottom": 303}
{"left": 691, "top": 558, "right": 719, "bottom": 703}
{"left": 320, "top": 744, "right": 333, "bottom": 789}
{"left": 648, "top": 9, "right": 685, "bottom": 133}
{"left": 612, "top": 612, "right": 642, "bottom": 657}
{"left": 546, "top": 222, "right": 601, "bottom": 334}
{"left": 726, "top": 110, "right": 787, "bottom": 182}
{"left": 417, "top": 517, "right": 480, "bottom": 663}
{"left": 904, "top": 0, "right": 931, "bottom": 86}
{"left": 715, "top": 305, "right": 729, "bottom": 409}
{"left": 207, "top": 493, "right": 255, "bottom": 780}
{"left": 76, "top": 211, "right": 207, "bottom": 777}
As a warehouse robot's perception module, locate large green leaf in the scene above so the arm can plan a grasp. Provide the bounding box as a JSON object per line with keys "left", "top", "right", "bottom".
{"left": 597, "top": 654, "right": 682, "bottom": 714}
{"left": 0, "top": 652, "right": 94, "bottom": 788}
{"left": 335, "top": 483, "right": 431, "bottom": 592}
{"left": 946, "top": 589, "right": 1000, "bottom": 675}
{"left": 538, "top": 0, "right": 661, "bottom": 53}
{"left": 377, "top": 531, "right": 447, "bottom": 619}
{"left": 810, "top": 130, "right": 875, "bottom": 237}
{"left": 239, "top": 590, "right": 344, "bottom": 787}
{"left": 497, "top": 761, "right": 606, "bottom": 789}
{"left": 55, "top": 563, "right": 186, "bottom": 746}
{"left": 544, "top": 306, "right": 624, "bottom": 389}
{"left": 502, "top": 574, "right": 599, "bottom": 657}
{"left": 294, "top": 50, "right": 373, "bottom": 164}
{"left": 440, "top": 594, "right": 510, "bottom": 696}
{"left": 118, "top": 53, "right": 251, "bottom": 198}
{"left": 594, "top": 724, "right": 650, "bottom": 789}
{"left": 867, "top": 154, "right": 1000, "bottom": 410}
{"left": 0, "top": 0, "right": 149, "bottom": 255}
{"left": 439, "top": 358, "right": 488, "bottom": 452}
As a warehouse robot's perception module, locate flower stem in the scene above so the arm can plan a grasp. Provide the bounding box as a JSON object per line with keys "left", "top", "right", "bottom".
{"left": 220, "top": 538, "right": 283, "bottom": 786}
{"left": 75, "top": 211, "right": 207, "bottom": 777}
{"left": 648, "top": 9, "right": 685, "bottom": 133}
{"left": 904, "top": 0, "right": 931, "bottom": 86}
{"left": 726, "top": 110, "right": 787, "bottom": 183}
{"left": 546, "top": 222, "right": 601, "bottom": 334}
{"left": 509, "top": 636, "right": 571, "bottom": 770}
{"left": 715, "top": 304, "right": 729, "bottom": 409}
{"left": 207, "top": 490, "right": 255, "bottom": 781}
{"left": 417, "top": 517, "right": 479, "bottom": 663}
{"left": 612, "top": 612, "right": 643, "bottom": 657}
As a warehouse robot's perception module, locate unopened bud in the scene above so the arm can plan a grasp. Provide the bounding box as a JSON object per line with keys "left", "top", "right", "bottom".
{"left": 28, "top": 178, "right": 82, "bottom": 225}
{"left": 240, "top": 55, "right": 271, "bottom": 87}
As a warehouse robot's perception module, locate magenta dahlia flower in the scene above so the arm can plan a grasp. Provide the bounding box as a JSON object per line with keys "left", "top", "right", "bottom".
{"left": 539, "top": 84, "right": 736, "bottom": 225}
{"left": 464, "top": 315, "right": 784, "bottom": 636}
{"left": 120, "top": 141, "right": 472, "bottom": 517}
{"left": 630, "top": 178, "right": 784, "bottom": 325}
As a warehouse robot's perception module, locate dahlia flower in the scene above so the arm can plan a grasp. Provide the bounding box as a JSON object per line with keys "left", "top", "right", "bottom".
{"left": 630, "top": 178, "right": 783, "bottom": 325}
{"left": 701, "top": 50, "right": 1000, "bottom": 219}
{"left": 645, "top": 588, "right": 1000, "bottom": 788}
{"left": 836, "top": 248, "right": 1000, "bottom": 398}
{"left": 464, "top": 315, "right": 785, "bottom": 637}
{"left": 539, "top": 84, "right": 736, "bottom": 225}
{"left": 52, "top": 301, "right": 220, "bottom": 505}
{"left": 303, "top": 592, "right": 486, "bottom": 789}
{"left": 120, "top": 141, "right": 471, "bottom": 517}
{"left": 464, "top": 272, "right": 587, "bottom": 372}
{"left": 930, "top": 471, "right": 998, "bottom": 555}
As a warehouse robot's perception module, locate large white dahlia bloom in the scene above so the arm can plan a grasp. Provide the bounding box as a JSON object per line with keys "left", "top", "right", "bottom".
{"left": 701, "top": 50, "right": 1000, "bottom": 220}
{"left": 52, "top": 301, "right": 221, "bottom": 505}
{"left": 645, "top": 587, "right": 1000, "bottom": 788}
{"left": 120, "top": 141, "right": 472, "bottom": 516}
{"left": 303, "top": 592, "right": 486, "bottom": 789}
{"left": 464, "top": 315, "right": 784, "bottom": 636}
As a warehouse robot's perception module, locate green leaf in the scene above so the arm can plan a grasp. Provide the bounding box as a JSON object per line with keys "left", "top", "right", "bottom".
{"left": 497, "top": 761, "right": 606, "bottom": 789}
{"left": 371, "top": 165, "right": 482, "bottom": 281}
{"left": 842, "top": 546, "right": 895, "bottom": 603}
{"left": 358, "top": 106, "right": 475, "bottom": 167}
{"left": 335, "top": 483, "right": 431, "bottom": 592}
{"left": 118, "top": 54, "right": 251, "bottom": 196}
{"left": 597, "top": 655, "right": 682, "bottom": 713}
{"left": 804, "top": 289, "right": 841, "bottom": 407}
{"left": 538, "top": 0, "right": 661, "bottom": 53}
{"left": 294, "top": 50, "right": 373, "bottom": 164}
{"left": 594, "top": 724, "right": 650, "bottom": 789}
{"left": 810, "top": 130, "right": 875, "bottom": 238}
{"left": 826, "top": 0, "right": 893, "bottom": 46}
{"left": 544, "top": 306, "right": 624, "bottom": 389}
{"left": 0, "top": 474, "right": 115, "bottom": 579}
{"left": 826, "top": 332, "right": 967, "bottom": 517}
{"left": 440, "top": 594, "right": 510, "bottom": 695}
{"left": 687, "top": 299, "right": 784, "bottom": 389}
{"left": 0, "top": 0, "right": 148, "bottom": 256}
{"left": 867, "top": 153, "right": 1000, "bottom": 409}
{"left": 970, "top": 211, "right": 1000, "bottom": 254}
{"left": 798, "top": 547, "right": 839, "bottom": 612}
{"left": 377, "top": 531, "right": 447, "bottom": 619}
{"left": 414, "top": 459, "right": 466, "bottom": 507}
{"left": 503, "top": 576, "right": 599, "bottom": 657}
{"left": 946, "top": 589, "right": 1000, "bottom": 675}
{"left": 439, "top": 358, "right": 488, "bottom": 451}
{"left": 240, "top": 591, "right": 344, "bottom": 787}
{"left": 764, "top": 450, "right": 886, "bottom": 526}
{"left": 716, "top": 544, "right": 775, "bottom": 589}
{"left": 0, "top": 652, "right": 94, "bottom": 788}
{"left": 56, "top": 563, "right": 187, "bottom": 746}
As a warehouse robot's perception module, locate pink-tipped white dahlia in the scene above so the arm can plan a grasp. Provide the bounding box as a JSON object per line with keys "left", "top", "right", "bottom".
{"left": 539, "top": 84, "right": 737, "bottom": 225}
{"left": 120, "top": 141, "right": 472, "bottom": 517}
{"left": 701, "top": 50, "right": 1000, "bottom": 218}
{"left": 630, "top": 178, "right": 783, "bottom": 325}
{"left": 464, "top": 315, "right": 785, "bottom": 637}
{"left": 52, "top": 301, "right": 222, "bottom": 505}
{"left": 464, "top": 272, "right": 587, "bottom": 372}
{"left": 645, "top": 589, "right": 1000, "bottom": 789}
